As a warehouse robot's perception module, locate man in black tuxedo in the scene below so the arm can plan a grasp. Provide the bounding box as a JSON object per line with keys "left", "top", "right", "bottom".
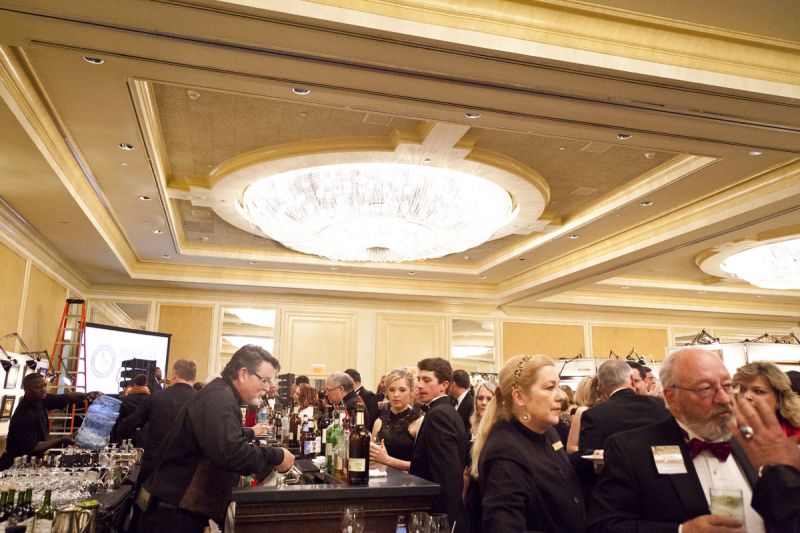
{"left": 449, "top": 369, "right": 474, "bottom": 437}
{"left": 410, "top": 357, "right": 468, "bottom": 532}
{"left": 579, "top": 359, "right": 670, "bottom": 453}
{"left": 344, "top": 368, "right": 379, "bottom": 432}
{"left": 325, "top": 372, "right": 359, "bottom": 419}
{"left": 588, "top": 348, "right": 767, "bottom": 532}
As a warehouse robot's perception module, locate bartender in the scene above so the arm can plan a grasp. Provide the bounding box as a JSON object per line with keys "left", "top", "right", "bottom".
{"left": 0, "top": 372, "right": 100, "bottom": 469}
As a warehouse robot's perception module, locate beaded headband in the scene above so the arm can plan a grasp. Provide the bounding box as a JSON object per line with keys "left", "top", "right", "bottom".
{"left": 512, "top": 355, "right": 532, "bottom": 389}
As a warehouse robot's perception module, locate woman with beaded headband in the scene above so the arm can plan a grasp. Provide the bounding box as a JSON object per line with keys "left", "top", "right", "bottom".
{"left": 471, "top": 355, "right": 586, "bottom": 532}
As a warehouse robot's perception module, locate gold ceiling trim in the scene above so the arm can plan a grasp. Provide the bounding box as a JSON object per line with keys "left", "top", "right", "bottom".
{"left": 495, "top": 159, "right": 800, "bottom": 302}
{"left": 0, "top": 45, "right": 139, "bottom": 271}
{"left": 306, "top": 0, "right": 800, "bottom": 86}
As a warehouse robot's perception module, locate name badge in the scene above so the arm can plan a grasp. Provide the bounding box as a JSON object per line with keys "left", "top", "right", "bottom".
{"left": 552, "top": 440, "right": 564, "bottom": 452}
{"left": 652, "top": 445, "right": 687, "bottom": 475}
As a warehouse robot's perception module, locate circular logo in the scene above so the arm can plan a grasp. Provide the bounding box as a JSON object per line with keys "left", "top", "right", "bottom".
{"left": 90, "top": 344, "right": 116, "bottom": 378}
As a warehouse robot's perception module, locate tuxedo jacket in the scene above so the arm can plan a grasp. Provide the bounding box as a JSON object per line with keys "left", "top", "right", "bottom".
{"left": 356, "top": 386, "right": 380, "bottom": 432}
{"left": 456, "top": 389, "right": 474, "bottom": 437}
{"left": 752, "top": 464, "right": 800, "bottom": 532}
{"left": 410, "top": 395, "right": 469, "bottom": 532}
{"left": 587, "top": 416, "right": 758, "bottom": 533}
{"left": 579, "top": 388, "right": 669, "bottom": 452}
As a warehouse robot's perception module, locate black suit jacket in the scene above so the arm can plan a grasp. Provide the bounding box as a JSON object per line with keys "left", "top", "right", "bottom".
{"left": 116, "top": 383, "right": 196, "bottom": 484}
{"left": 410, "top": 395, "right": 469, "bottom": 532}
{"left": 456, "top": 389, "right": 474, "bottom": 437}
{"left": 356, "top": 386, "right": 380, "bottom": 432}
{"left": 588, "top": 416, "right": 759, "bottom": 533}
{"left": 752, "top": 464, "right": 800, "bottom": 532}
{"left": 579, "top": 388, "right": 669, "bottom": 452}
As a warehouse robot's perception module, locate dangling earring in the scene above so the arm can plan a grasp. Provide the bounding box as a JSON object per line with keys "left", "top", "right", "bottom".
{"left": 522, "top": 406, "right": 530, "bottom": 422}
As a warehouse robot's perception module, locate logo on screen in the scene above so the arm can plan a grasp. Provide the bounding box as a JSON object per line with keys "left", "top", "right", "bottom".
{"left": 91, "top": 344, "right": 117, "bottom": 378}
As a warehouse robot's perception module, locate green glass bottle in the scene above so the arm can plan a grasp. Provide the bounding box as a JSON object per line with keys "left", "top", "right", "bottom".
{"left": 33, "top": 489, "right": 54, "bottom": 533}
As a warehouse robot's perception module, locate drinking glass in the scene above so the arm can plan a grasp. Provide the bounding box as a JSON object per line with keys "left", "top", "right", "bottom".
{"left": 429, "top": 513, "right": 450, "bottom": 533}
{"left": 341, "top": 506, "right": 365, "bottom": 533}
{"left": 709, "top": 488, "right": 744, "bottom": 522}
{"left": 409, "top": 511, "right": 430, "bottom": 533}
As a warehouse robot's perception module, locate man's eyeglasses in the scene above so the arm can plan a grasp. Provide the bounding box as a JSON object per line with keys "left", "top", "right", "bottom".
{"left": 250, "top": 371, "right": 273, "bottom": 386}
{"left": 325, "top": 385, "right": 342, "bottom": 393}
{"left": 669, "top": 382, "right": 734, "bottom": 399}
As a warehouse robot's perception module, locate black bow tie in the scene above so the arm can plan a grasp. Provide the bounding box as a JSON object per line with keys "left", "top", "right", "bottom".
{"left": 688, "top": 438, "right": 732, "bottom": 462}
{"left": 421, "top": 403, "right": 430, "bottom": 413}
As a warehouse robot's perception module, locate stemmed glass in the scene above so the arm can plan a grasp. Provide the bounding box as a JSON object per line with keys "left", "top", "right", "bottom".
{"left": 340, "top": 506, "right": 365, "bottom": 533}
{"left": 409, "top": 511, "right": 430, "bottom": 533}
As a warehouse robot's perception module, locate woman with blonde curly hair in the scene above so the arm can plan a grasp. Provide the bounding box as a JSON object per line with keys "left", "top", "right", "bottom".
{"left": 733, "top": 361, "right": 800, "bottom": 437}
{"left": 471, "top": 355, "right": 585, "bottom": 532}
{"left": 369, "top": 368, "right": 423, "bottom": 472}
{"left": 566, "top": 375, "right": 602, "bottom": 454}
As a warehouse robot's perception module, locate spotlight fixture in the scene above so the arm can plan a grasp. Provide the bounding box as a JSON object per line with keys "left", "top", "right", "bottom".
{"left": 617, "top": 133, "right": 632, "bottom": 140}
{"left": 118, "top": 143, "right": 134, "bottom": 151}
{"left": 640, "top": 200, "right": 654, "bottom": 207}
{"left": 25, "top": 359, "right": 38, "bottom": 370}
{"left": 464, "top": 112, "right": 481, "bottom": 119}
{"left": 0, "top": 359, "right": 13, "bottom": 373}
{"left": 292, "top": 87, "right": 311, "bottom": 95}
{"left": 82, "top": 56, "right": 104, "bottom": 65}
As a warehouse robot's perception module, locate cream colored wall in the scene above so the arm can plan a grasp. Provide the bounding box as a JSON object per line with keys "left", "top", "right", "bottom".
{"left": 157, "top": 304, "right": 214, "bottom": 382}
{"left": 591, "top": 325, "right": 670, "bottom": 361}
{"left": 502, "top": 322, "right": 585, "bottom": 362}
{"left": 19, "top": 266, "right": 69, "bottom": 354}
{"left": 0, "top": 241, "right": 26, "bottom": 353}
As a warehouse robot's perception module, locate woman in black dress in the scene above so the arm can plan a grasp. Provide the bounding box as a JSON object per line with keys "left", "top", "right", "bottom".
{"left": 472, "top": 355, "right": 586, "bottom": 532}
{"left": 369, "top": 368, "right": 423, "bottom": 471}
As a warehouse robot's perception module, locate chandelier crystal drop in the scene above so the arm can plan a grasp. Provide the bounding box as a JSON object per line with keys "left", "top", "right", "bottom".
{"left": 240, "top": 163, "right": 515, "bottom": 262}
{"left": 720, "top": 238, "right": 800, "bottom": 290}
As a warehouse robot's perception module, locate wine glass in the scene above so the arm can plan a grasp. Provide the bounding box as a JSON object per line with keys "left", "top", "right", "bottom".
{"left": 429, "top": 513, "right": 450, "bottom": 533}
{"left": 340, "top": 506, "right": 365, "bottom": 533}
{"left": 409, "top": 511, "right": 430, "bottom": 533}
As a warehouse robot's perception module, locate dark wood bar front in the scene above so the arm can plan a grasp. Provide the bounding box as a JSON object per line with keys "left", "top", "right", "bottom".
{"left": 232, "top": 466, "right": 439, "bottom": 532}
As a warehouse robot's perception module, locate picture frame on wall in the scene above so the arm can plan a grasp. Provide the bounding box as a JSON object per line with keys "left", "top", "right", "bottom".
{"left": 0, "top": 395, "right": 15, "bottom": 419}
{"left": 3, "top": 365, "right": 20, "bottom": 389}
{"left": 37, "top": 366, "right": 48, "bottom": 377}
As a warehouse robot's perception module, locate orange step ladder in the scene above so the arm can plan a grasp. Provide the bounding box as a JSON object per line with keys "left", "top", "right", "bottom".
{"left": 48, "top": 298, "right": 88, "bottom": 436}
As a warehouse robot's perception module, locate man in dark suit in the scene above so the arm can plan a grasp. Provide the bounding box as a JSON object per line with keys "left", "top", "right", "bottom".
{"left": 116, "top": 359, "right": 198, "bottom": 485}
{"left": 410, "top": 357, "right": 468, "bottom": 533}
{"left": 579, "top": 359, "right": 670, "bottom": 452}
{"left": 588, "top": 348, "right": 766, "bottom": 532}
{"left": 450, "top": 369, "right": 474, "bottom": 437}
{"left": 344, "top": 368, "right": 379, "bottom": 432}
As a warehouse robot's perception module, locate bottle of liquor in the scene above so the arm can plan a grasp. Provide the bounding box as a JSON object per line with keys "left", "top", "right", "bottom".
{"left": 325, "top": 420, "right": 338, "bottom": 474}
{"left": 3, "top": 489, "right": 17, "bottom": 520}
{"left": 0, "top": 491, "right": 8, "bottom": 523}
{"left": 6, "top": 490, "right": 27, "bottom": 533}
{"left": 32, "top": 489, "right": 53, "bottom": 533}
{"left": 23, "top": 488, "right": 35, "bottom": 521}
{"left": 288, "top": 407, "right": 301, "bottom": 448}
{"left": 299, "top": 415, "right": 311, "bottom": 459}
{"left": 312, "top": 418, "right": 322, "bottom": 457}
{"left": 274, "top": 415, "right": 283, "bottom": 444}
{"left": 317, "top": 400, "right": 331, "bottom": 442}
{"left": 347, "top": 404, "right": 371, "bottom": 486}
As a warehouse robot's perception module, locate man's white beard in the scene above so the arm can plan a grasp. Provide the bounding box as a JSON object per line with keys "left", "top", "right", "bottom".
{"left": 683, "top": 406, "right": 733, "bottom": 441}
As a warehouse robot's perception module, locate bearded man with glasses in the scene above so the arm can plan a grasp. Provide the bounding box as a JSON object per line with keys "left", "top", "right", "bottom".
{"left": 139, "top": 345, "right": 294, "bottom": 533}
{"left": 588, "top": 348, "right": 772, "bottom": 533}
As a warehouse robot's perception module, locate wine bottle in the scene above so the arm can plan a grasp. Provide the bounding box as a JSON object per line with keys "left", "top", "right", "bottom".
{"left": 289, "top": 407, "right": 301, "bottom": 448}
{"left": 33, "top": 489, "right": 54, "bottom": 533}
{"left": 299, "top": 415, "right": 311, "bottom": 458}
{"left": 0, "top": 491, "right": 8, "bottom": 523}
{"left": 347, "top": 404, "right": 370, "bottom": 485}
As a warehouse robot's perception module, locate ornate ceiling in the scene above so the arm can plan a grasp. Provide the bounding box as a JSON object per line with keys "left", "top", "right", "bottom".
{"left": 0, "top": 0, "right": 798, "bottom": 320}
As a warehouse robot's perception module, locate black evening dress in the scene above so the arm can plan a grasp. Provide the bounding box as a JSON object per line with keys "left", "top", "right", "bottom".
{"left": 376, "top": 405, "right": 422, "bottom": 461}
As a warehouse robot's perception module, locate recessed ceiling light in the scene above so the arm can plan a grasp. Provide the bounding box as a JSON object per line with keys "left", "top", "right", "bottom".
{"left": 60, "top": 220, "right": 68, "bottom": 225}
{"left": 644, "top": 152, "right": 656, "bottom": 159}
{"left": 640, "top": 200, "right": 654, "bottom": 207}
{"left": 161, "top": 254, "right": 171, "bottom": 259}
{"left": 617, "top": 133, "right": 632, "bottom": 140}
{"left": 200, "top": 236, "right": 209, "bottom": 241}
{"left": 330, "top": 266, "right": 340, "bottom": 271}
{"left": 186, "top": 89, "right": 201, "bottom": 100}
{"left": 621, "top": 285, "right": 630, "bottom": 289}
{"left": 423, "top": 158, "right": 432, "bottom": 165}
{"left": 249, "top": 261, "right": 258, "bottom": 265}
{"left": 292, "top": 87, "right": 311, "bottom": 95}
{"left": 138, "top": 195, "right": 151, "bottom": 201}
{"left": 517, "top": 257, "right": 526, "bottom": 262}
{"left": 748, "top": 151, "right": 763, "bottom": 156}
{"left": 558, "top": 147, "right": 566, "bottom": 151}
{"left": 464, "top": 112, "right": 481, "bottom": 119}
{"left": 480, "top": 275, "right": 487, "bottom": 279}
{"left": 569, "top": 234, "right": 579, "bottom": 239}
{"left": 118, "top": 143, "right": 134, "bottom": 151}
{"left": 697, "top": 290, "right": 707, "bottom": 295}
{"left": 408, "top": 271, "right": 416, "bottom": 276}
{"left": 464, "top": 255, "right": 470, "bottom": 260}
{"left": 121, "top": 162, "right": 128, "bottom": 166}
{"left": 82, "top": 56, "right": 104, "bottom": 65}
{"left": 152, "top": 229, "right": 163, "bottom": 234}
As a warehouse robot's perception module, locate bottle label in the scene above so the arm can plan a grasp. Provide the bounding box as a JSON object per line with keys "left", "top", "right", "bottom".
{"left": 303, "top": 441, "right": 314, "bottom": 456}
{"left": 348, "top": 458, "right": 366, "bottom": 472}
{"left": 322, "top": 428, "right": 327, "bottom": 441}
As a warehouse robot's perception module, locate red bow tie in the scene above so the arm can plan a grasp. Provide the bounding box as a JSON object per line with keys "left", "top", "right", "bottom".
{"left": 688, "top": 438, "right": 732, "bottom": 462}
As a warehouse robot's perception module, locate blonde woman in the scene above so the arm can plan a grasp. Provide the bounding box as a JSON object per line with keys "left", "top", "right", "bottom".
{"left": 469, "top": 380, "right": 498, "bottom": 439}
{"left": 734, "top": 361, "right": 800, "bottom": 438}
{"left": 369, "top": 368, "right": 424, "bottom": 471}
{"left": 566, "top": 375, "right": 601, "bottom": 454}
{"left": 472, "top": 355, "right": 585, "bottom": 532}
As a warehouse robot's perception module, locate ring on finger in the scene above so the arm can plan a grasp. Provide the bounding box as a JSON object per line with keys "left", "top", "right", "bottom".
{"left": 739, "top": 425, "right": 755, "bottom": 440}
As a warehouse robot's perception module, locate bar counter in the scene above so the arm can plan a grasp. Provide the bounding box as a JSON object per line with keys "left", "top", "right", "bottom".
{"left": 232, "top": 465, "right": 439, "bottom": 532}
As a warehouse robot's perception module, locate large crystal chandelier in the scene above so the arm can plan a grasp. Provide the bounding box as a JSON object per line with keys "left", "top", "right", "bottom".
{"left": 240, "top": 163, "right": 515, "bottom": 262}
{"left": 720, "top": 238, "right": 800, "bottom": 290}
